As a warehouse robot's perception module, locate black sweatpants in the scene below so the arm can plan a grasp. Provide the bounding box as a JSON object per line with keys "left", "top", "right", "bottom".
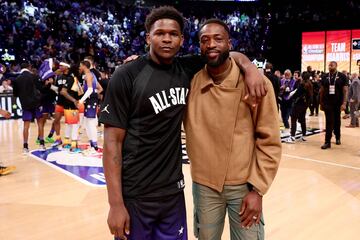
{"left": 291, "top": 105, "right": 307, "bottom": 137}
{"left": 309, "top": 94, "right": 319, "bottom": 115}
{"left": 324, "top": 106, "right": 341, "bottom": 143}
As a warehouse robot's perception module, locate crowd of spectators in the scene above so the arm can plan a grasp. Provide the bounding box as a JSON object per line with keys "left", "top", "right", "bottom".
{"left": 0, "top": 0, "right": 269, "bottom": 73}
{"left": 1, "top": 0, "right": 359, "bottom": 77}
{"left": 0, "top": 0, "right": 148, "bottom": 71}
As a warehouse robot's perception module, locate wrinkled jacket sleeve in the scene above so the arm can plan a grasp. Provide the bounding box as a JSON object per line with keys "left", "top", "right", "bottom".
{"left": 247, "top": 77, "right": 282, "bottom": 195}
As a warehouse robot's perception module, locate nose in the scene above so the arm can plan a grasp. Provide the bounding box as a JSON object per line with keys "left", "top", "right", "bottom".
{"left": 207, "top": 38, "right": 216, "bottom": 49}
{"left": 162, "top": 33, "right": 172, "bottom": 43}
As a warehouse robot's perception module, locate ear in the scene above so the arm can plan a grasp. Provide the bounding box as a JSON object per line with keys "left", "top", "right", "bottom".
{"left": 180, "top": 34, "right": 184, "bottom": 47}
{"left": 146, "top": 33, "right": 151, "bottom": 46}
{"left": 228, "top": 38, "right": 232, "bottom": 50}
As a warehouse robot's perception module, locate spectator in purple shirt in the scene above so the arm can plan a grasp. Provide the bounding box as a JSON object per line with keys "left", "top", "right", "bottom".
{"left": 279, "top": 69, "right": 297, "bottom": 130}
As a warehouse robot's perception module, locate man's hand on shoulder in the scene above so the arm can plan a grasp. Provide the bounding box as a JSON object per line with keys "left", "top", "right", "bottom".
{"left": 123, "top": 55, "right": 139, "bottom": 64}
{"left": 244, "top": 70, "right": 267, "bottom": 107}
{"left": 230, "top": 52, "right": 267, "bottom": 107}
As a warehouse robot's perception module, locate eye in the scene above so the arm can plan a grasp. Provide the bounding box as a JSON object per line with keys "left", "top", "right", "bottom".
{"left": 154, "top": 31, "right": 164, "bottom": 36}
{"left": 200, "top": 37, "right": 209, "bottom": 44}
{"left": 215, "top": 37, "right": 224, "bottom": 42}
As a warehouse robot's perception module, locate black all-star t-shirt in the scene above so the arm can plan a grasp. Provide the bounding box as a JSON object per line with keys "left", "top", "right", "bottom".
{"left": 99, "top": 54, "right": 203, "bottom": 199}
{"left": 62, "top": 74, "right": 81, "bottom": 109}
{"left": 55, "top": 73, "right": 72, "bottom": 107}
{"left": 321, "top": 71, "right": 349, "bottom": 107}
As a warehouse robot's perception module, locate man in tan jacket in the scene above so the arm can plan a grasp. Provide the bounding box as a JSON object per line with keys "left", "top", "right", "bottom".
{"left": 184, "top": 19, "right": 281, "bottom": 240}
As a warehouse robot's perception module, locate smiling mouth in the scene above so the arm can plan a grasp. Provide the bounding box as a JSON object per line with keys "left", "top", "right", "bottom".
{"left": 206, "top": 51, "right": 220, "bottom": 58}
{"left": 161, "top": 47, "right": 173, "bottom": 51}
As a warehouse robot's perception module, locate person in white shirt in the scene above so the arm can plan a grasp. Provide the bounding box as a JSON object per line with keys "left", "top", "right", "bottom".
{"left": 0, "top": 79, "right": 13, "bottom": 93}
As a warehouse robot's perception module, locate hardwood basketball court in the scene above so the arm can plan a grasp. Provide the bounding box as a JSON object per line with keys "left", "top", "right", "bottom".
{"left": 1, "top": 113, "right": 360, "bottom": 240}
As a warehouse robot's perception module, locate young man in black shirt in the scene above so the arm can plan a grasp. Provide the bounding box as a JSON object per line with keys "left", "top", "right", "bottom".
{"left": 51, "top": 62, "right": 70, "bottom": 147}
{"left": 320, "top": 61, "right": 349, "bottom": 149}
{"left": 36, "top": 73, "right": 56, "bottom": 146}
{"left": 12, "top": 63, "right": 43, "bottom": 152}
{"left": 59, "top": 62, "right": 82, "bottom": 152}
{"left": 309, "top": 73, "right": 321, "bottom": 116}
{"left": 100, "top": 6, "right": 266, "bottom": 240}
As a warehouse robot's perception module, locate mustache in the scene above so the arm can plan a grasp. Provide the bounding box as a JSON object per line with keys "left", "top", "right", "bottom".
{"left": 205, "top": 50, "right": 220, "bottom": 54}
{"left": 201, "top": 50, "right": 230, "bottom": 67}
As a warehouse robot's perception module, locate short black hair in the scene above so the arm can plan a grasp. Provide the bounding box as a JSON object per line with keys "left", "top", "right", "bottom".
{"left": 301, "top": 72, "right": 311, "bottom": 81}
{"left": 20, "top": 62, "right": 30, "bottom": 69}
{"left": 145, "top": 6, "right": 184, "bottom": 33}
{"left": 330, "top": 61, "right": 338, "bottom": 66}
{"left": 199, "top": 18, "right": 230, "bottom": 37}
{"left": 80, "top": 60, "right": 91, "bottom": 69}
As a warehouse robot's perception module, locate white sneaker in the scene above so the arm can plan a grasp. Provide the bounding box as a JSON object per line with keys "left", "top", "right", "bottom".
{"left": 298, "top": 136, "right": 307, "bottom": 142}
{"left": 285, "top": 136, "right": 295, "bottom": 144}
{"left": 82, "top": 147, "right": 97, "bottom": 156}
{"left": 23, "top": 148, "right": 29, "bottom": 154}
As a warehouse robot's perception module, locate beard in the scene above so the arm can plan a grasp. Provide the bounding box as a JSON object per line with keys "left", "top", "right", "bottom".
{"left": 201, "top": 50, "right": 230, "bottom": 68}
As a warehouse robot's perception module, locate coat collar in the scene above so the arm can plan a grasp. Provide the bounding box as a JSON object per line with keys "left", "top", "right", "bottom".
{"left": 20, "top": 68, "right": 32, "bottom": 74}
{"left": 200, "top": 58, "right": 240, "bottom": 90}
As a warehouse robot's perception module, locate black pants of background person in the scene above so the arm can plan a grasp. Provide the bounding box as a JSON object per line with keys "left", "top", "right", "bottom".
{"left": 345, "top": 101, "right": 350, "bottom": 115}
{"left": 324, "top": 106, "right": 341, "bottom": 144}
{"left": 349, "top": 101, "right": 360, "bottom": 126}
{"left": 280, "top": 100, "right": 293, "bottom": 129}
{"left": 291, "top": 105, "right": 307, "bottom": 137}
{"left": 309, "top": 95, "right": 319, "bottom": 115}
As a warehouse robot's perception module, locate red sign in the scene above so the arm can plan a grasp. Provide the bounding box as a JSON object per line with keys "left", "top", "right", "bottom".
{"left": 325, "top": 30, "right": 351, "bottom": 72}
{"left": 302, "top": 32, "right": 326, "bottom": 72}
